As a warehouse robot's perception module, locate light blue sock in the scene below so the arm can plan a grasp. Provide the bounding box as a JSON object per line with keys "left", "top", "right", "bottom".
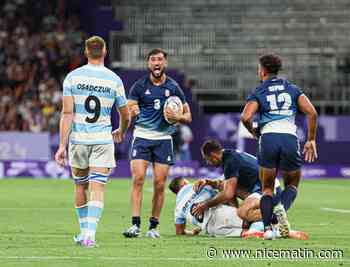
{"left": 85, "top": 201, "right": 104, "bottom": 241}
{"left": 76, "top": 205, "right": 88, "bottom": 238}
{"left": 249, "top": 221, "right": 264, "bottom": 232}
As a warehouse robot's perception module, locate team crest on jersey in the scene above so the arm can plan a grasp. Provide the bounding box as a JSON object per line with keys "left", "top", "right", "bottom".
{"left": 145, "top": 89, "right": 151, "bottom": 95}
{"left": 165, "top": 89, "right": 170, "bottom": 97}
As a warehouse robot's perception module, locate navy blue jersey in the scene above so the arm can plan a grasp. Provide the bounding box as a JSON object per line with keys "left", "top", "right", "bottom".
{"left": 222, "top": 149, "right": 260, "bottom": 193}
{"left": 129, "top": 75, "right": 186, "bottom": 139}
{"left": 246, "top": 77, "right": 303, "bottom": 135}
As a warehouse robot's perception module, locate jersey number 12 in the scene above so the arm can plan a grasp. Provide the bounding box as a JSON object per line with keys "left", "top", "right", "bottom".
{"left": 266, "top": 93, "right": 292, "bottom": 111}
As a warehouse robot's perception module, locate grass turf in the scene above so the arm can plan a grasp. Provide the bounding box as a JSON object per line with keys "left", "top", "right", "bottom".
{"left": 0, "top": 178, "right": 349, "bottom": 267}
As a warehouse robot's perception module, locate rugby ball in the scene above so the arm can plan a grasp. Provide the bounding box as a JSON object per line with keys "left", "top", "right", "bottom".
{"left": 163, "top": 96, "right": 183, "bottom": 124}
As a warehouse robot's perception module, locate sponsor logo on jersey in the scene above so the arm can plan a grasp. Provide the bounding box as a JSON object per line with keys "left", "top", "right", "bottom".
{"left": 145, "top": 89, "right": 151, "bottom": 95}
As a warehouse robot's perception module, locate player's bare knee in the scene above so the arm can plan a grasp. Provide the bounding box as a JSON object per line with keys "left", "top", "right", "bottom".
{"left": 132, "top": 175, "right": 145, "bottom": 188}
{"left": 154, "top": 181, "right": 166, "bottom": 193}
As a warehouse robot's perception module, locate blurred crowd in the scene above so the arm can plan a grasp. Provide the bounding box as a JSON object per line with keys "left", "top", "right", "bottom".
{"left": 0, "top": 0, "right": 86, "bottom": 133}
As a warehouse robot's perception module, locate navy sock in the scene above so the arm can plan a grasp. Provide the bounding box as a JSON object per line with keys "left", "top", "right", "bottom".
{"left": 149, "top": 217, "right": 159, "bottom": 230}
{"left": 272, "top": 186, "right": 283, "bottom": 206}
{"left": 260, "top": 195, "right": 273, "bottom": 230}
{"left": 281, "top": 185, "right": 298, "bottom": 211}
{"left": 132, "top": 216, "right": 141, "bottom": 228}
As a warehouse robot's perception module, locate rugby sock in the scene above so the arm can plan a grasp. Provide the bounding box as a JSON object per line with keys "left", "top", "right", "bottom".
{"left": 260, "top": 195, "right": 273, "bottom": 230}
{"left": 149, "top": 217, "right": 159, "bottom": 230}
{"left": 85, "top": 201, "right": 104, "bottom": 241}
{"left": 281, "top": 185, "right": 298, "bottom": 211}
{"left": 272, "top": 186, "right": 283, "bottom": 206}
{"left": 132, "top": 216, "right": 141, "bottom": 228}
{"left": 76, "top": 204, "right": 88, "bottom": 237}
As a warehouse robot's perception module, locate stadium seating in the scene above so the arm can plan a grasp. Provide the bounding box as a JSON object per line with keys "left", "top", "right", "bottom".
{"left": 0, "top": 1, "right": 86, "bottom": 132}
{"left": 111, "top": 0, "right": 350, "bottom": 113}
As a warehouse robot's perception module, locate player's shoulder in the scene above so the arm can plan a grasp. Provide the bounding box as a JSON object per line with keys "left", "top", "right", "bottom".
{"left": 248, "top": 82, "right": 267, "bottom": 99}
{"left": 223, "top": 148, "right": 237, "bottom": 158}
{"left": 223, "top": 149, "right": 240, "bottom": 163}
{"left": 132, "top": 75, "right": 149, "bottom": 89}
{"left": 102, "top": 66, "right": 122, "bottom": 81}
{"left": 283, "top": 79, "right": 302, "bottom": 91}
{"left": 166, "top": 76, "right": 180, "bottom": 88}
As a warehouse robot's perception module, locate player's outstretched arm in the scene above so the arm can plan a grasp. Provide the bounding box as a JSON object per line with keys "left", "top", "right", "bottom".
{"left": 298, "top": 95, "right": 318, "bottom": 162}
{"left": 241, "top": 101, "right": 260, "bottom": 138}
{"left": 55, "top": 96, "right": 74, "bottom": 166}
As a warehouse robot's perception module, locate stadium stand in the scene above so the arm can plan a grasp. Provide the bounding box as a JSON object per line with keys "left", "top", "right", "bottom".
{"left": 0, "top": 0, "right": 86, "bottom": 132}
{"left": 111, "top": 0, "right": 350, "bottom": 113}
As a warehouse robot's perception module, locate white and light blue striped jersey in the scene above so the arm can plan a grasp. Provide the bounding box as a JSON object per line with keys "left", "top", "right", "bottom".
{"left": 63, "top": 64, "right": 127, "bottom": 145}
{"left": 175, "top": 184, "right": 217, "bottom": 226}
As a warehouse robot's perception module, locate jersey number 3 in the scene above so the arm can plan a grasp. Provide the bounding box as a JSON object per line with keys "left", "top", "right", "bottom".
{"left": 85, "top": 95, "right": 101, "bottom": 123}
{"left": 153, "top": 99, "right": 161, "bottom": 110}
{"left": 266, "top": 93, "right": 292, "bottom": 110}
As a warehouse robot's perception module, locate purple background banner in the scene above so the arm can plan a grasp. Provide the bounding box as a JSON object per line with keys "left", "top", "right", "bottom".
{"left": 0, "top": 132, "right": 50, "bottom": 161}
{"left": 1, "top": 160, "right": 349, "bottom": 179}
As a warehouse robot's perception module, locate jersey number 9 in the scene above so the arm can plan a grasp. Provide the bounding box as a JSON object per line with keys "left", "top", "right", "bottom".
{"left": 85, "top": 95, "right": 101, "bottom": 123}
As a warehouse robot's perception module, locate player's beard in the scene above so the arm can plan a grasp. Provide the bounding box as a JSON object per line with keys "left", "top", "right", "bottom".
{"left": 149, "top": 67, "right": 165, "bottom": 80}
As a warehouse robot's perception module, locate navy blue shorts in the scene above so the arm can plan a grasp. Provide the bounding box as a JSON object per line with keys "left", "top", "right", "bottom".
{"left": 130, "top": 137, "right": 175, "bottom": 165}
{"left": 258, "top": 133, "right": 302, "bottom": 171}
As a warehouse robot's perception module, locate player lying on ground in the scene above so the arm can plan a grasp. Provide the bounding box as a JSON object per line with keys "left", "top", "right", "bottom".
{"left": 191, "top": 139, "right": 290, "bottom": 237}
{"left": 169, "top": 177, "right": 308, "bottom": 240}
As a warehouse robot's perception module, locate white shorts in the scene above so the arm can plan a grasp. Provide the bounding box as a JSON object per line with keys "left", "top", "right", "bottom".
{"left": 202, "top": 205, "right": 243, "bottom": 237}
{"left": 69, "top": 143, "right": 116, "bottom": 169}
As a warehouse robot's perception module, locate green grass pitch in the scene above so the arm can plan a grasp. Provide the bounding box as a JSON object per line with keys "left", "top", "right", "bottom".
{"left": 0, "top": 178, "right": 349, "bottom": 267}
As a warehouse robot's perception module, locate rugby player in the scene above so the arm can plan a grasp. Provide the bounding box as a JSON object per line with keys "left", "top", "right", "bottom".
{"left": 55, "top": 36, "right": 130, "bottom": 247}
{"left": 191, "top": 139, "right": 287, "bottom": 230}
{"left": 241, "top": 53, "right": 318, "bottom": 239}
{"left": 123, "top": 48, "right": 192, "bottom": 238}
{"left": 169, "top": 177, "right": 308, "bottom": 240}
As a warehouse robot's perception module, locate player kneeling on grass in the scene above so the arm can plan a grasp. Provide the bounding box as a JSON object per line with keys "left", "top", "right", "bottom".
{"left": 55, "top": 36, "right": 130, "bottom": 248}
{"left": 191, "top": 139, "right": 291, "bottom": 238}
{"left": 169, "top": 177, "right": 308, "bottom": 240}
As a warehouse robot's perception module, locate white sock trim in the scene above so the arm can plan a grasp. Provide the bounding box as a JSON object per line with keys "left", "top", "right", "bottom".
{"left": 88, "top": 201, "right": 104, "bottom": 208}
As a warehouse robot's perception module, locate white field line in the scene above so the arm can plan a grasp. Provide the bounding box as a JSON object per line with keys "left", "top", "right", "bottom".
{"left": 321, "top": 207, "right": 350, "bottom": 214}
{"left": 0, "top": 256, "right": 348, "bottom": 262}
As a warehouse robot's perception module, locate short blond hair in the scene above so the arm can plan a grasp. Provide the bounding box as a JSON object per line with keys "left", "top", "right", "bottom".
{"left": 85, "top": 36, "right": 106, "bottom": 59}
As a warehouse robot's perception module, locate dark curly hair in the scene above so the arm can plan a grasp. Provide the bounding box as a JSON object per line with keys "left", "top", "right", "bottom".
{"left": 259, "top": 54, "right": 282, "bottom": 75}
{"left": 201, "top": 139, "right": 222, "bottom": 156}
